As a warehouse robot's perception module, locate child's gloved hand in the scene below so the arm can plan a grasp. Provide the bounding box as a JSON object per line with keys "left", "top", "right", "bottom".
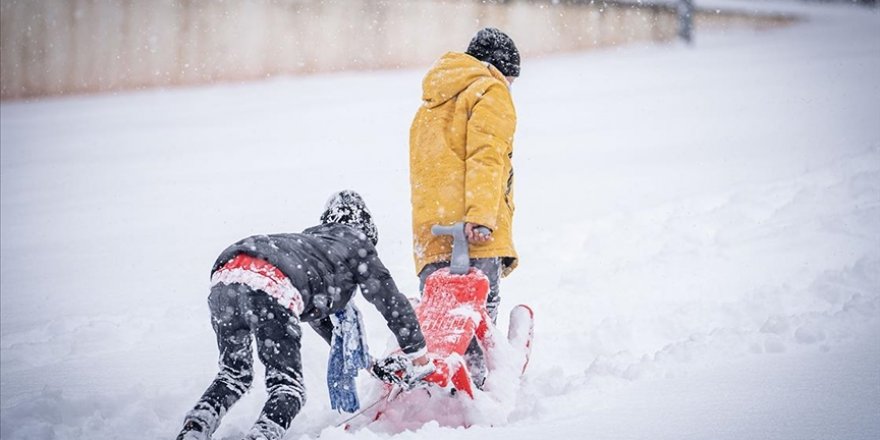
{"left": 370, "top": 353, "right": 435, "bottom": 389}
{"left": 403, "top": 356, "right": 435, "bottom": 386}
{"left": 370, "top": 355, "right": 406, "bottom": 383}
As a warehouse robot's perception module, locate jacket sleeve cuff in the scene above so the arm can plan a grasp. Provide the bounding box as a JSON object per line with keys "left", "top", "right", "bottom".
{"left": 401, "top": 344, "right": 428, "bottom": 359}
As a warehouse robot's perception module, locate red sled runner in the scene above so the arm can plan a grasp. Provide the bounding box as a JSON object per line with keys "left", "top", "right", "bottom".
{"left": 343, "top": 223, "right": 533, "bottom": 430}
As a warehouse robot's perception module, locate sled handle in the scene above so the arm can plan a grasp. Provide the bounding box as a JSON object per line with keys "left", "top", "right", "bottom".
{"left": 431, "top": 223, "right": 491, "bottom": 275}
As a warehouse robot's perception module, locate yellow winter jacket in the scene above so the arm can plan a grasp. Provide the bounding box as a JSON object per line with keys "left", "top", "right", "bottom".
{"left": 409, "top": 52, "right": 518, "bottom": 277}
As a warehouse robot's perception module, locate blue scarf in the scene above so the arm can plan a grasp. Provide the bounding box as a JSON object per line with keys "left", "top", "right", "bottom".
{"left": 327, "top": 303, "right": 371, "bottom": 413}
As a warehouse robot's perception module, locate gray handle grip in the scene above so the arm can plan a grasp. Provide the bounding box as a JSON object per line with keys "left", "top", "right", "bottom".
{"left": 431, "top": 223, "right": 491, "bottom": 275}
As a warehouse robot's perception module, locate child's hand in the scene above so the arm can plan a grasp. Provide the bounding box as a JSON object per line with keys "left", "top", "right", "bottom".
{"left": 465, "top": 222, "right": 492, "bottom": 244}
{"left": 403, "top": 356, "right": 435, "bottom": 387}
{"left": 370, "top": 353, "right": 435, "bottom": 389}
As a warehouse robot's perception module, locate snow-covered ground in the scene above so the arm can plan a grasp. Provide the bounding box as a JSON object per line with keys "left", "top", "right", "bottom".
{"left": 2, "top": 2, "right": 879, "bottom": 439}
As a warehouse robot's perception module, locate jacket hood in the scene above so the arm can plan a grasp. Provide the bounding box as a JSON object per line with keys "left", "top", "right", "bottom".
{"left": 421, "top": 52, "right": 505, "bottom": 109}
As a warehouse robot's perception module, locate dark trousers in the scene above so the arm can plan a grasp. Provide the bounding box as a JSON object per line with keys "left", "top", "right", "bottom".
{"left": 184, "top": 283, "right": 306, "bottom": 436}
{"left": 418, "top": 257, "right": 502, "bottom": 387}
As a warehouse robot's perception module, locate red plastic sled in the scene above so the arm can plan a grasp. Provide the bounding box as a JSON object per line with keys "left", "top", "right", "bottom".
{"left": 341, "top": 224, "right": 533, "bottom": 430}
{"left": 416, "top": 266, "right": 493, "bottom": 398}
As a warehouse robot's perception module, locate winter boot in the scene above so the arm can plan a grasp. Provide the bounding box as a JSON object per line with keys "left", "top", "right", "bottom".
{"left": 175, "top": 420, "right": 209, "bottom": 440}
{"left": 243, "top": 415, "right": 286, "bottom": 440}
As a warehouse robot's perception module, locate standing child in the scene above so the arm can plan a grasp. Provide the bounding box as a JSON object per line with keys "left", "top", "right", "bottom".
{"left": 409, "top": 27, "right": 522, "bottom": 387}
{"left": 177, "top": 190, "right": 432, "bottom": 440}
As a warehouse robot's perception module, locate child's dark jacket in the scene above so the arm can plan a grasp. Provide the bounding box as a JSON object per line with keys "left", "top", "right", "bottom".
{"left": 212, "top": 223, "right": 426, "bottom": 354}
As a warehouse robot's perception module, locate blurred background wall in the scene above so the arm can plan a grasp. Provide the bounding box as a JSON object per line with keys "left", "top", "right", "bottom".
{"left": 0, "top": 0, "right": 794, "bottom": 100}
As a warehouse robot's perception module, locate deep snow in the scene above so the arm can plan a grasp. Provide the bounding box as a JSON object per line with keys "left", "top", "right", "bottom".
{"left": 1, "top": 1, "right": 879, "bottom": 439}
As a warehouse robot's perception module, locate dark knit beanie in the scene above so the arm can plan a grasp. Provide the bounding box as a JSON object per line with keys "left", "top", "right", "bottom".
{"left": 320, "top": 190, "right": 379, "bottom": 245}
{"left": 465, "top": 27, "right": 520, "bottom": 78}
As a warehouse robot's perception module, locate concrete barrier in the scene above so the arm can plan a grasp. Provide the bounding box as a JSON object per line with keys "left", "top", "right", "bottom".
{"left": 0, "top": 0, "right": 794, "bottom": 100}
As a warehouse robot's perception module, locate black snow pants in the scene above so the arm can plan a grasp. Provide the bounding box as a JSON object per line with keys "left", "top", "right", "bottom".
{"left": 183, "top": 283, "right": 306, "bottom": 437}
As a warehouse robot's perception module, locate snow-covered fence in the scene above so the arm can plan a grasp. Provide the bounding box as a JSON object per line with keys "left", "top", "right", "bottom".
{"left": 0, "top": 0, "right": 793, "bottom": 100}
